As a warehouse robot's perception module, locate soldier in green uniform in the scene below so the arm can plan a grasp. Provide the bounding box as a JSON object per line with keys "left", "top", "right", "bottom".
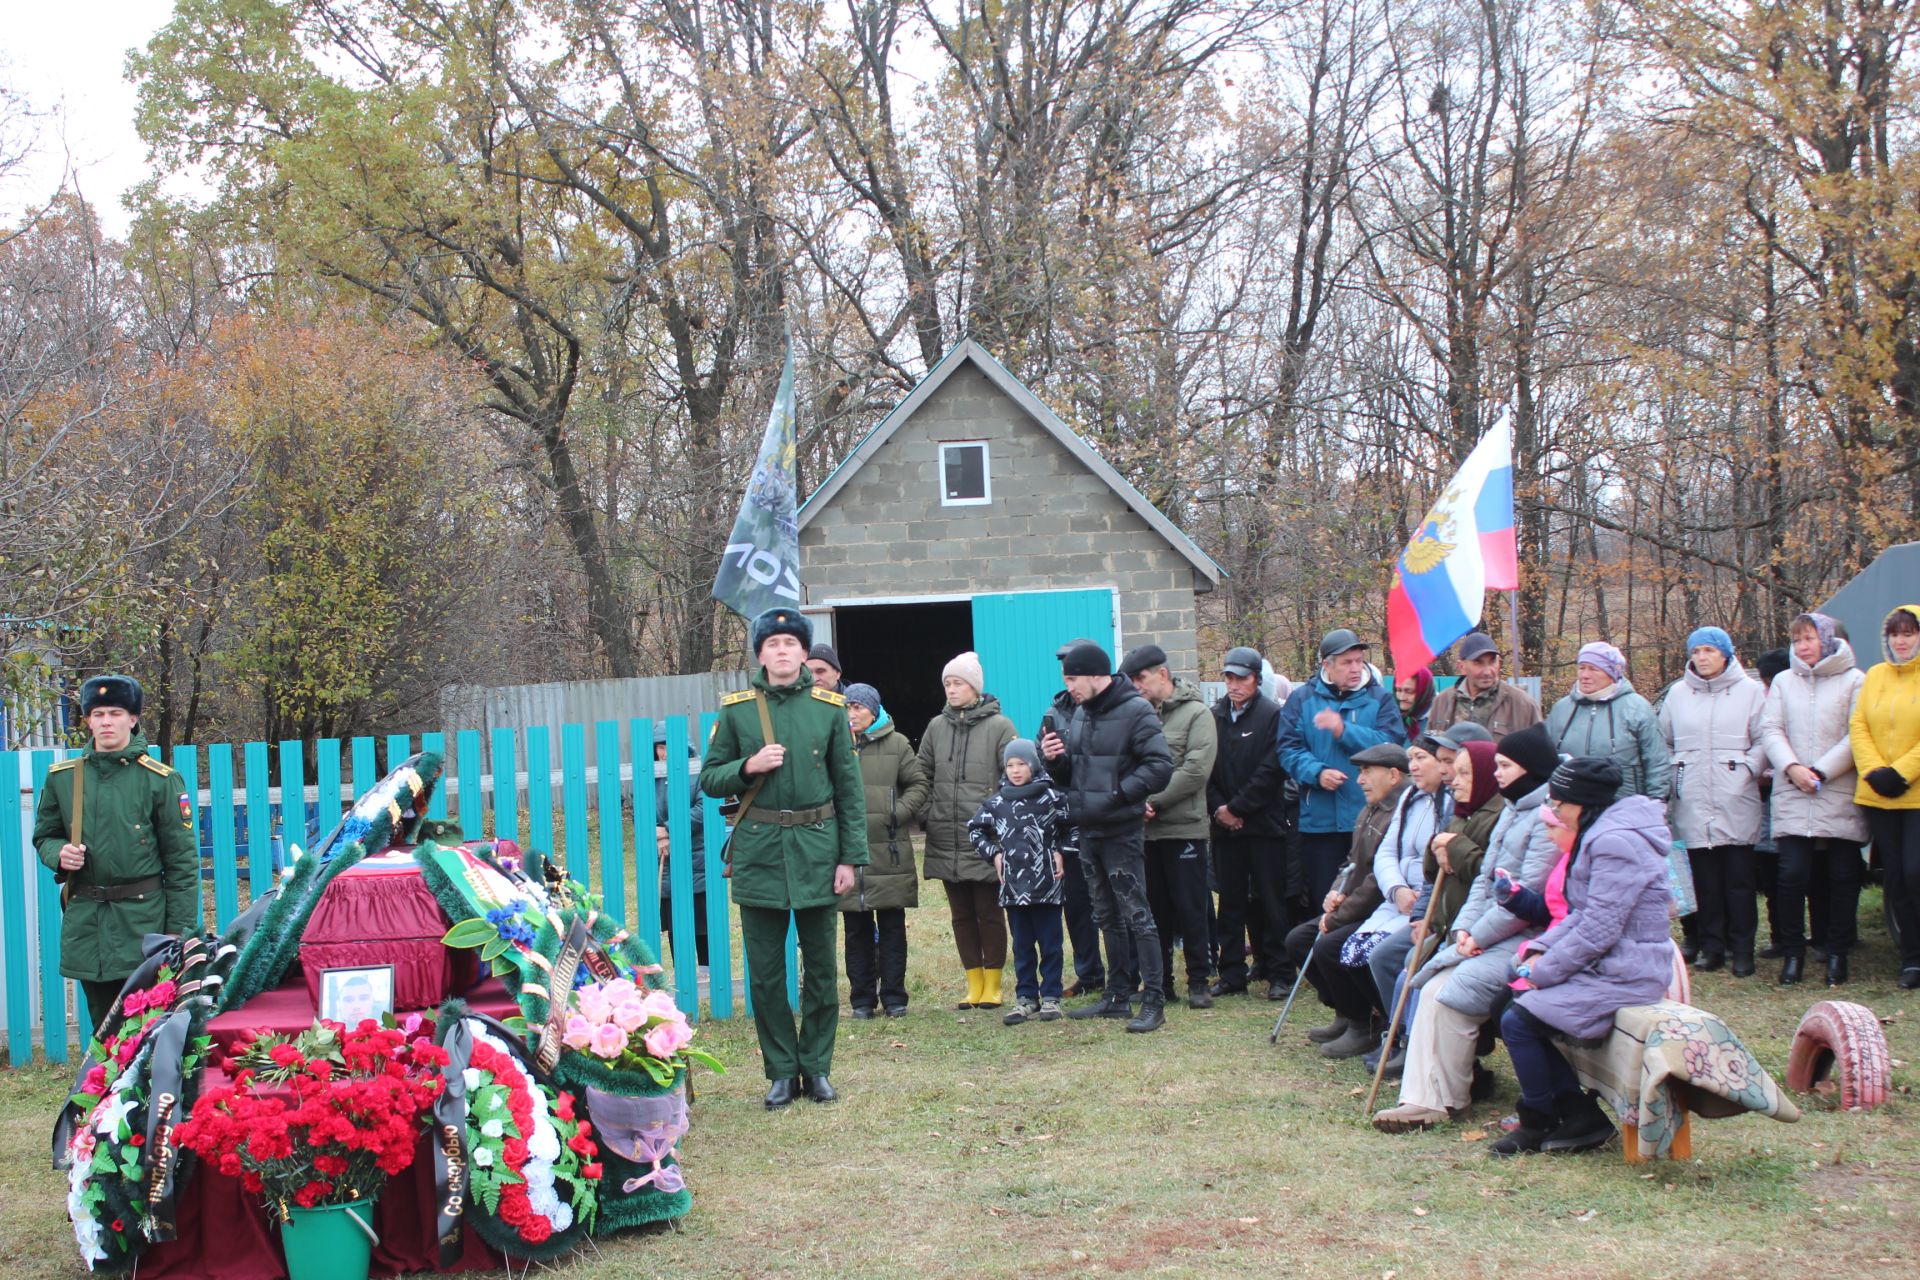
{"left": 701, "top": 608, "right": 867, "bottom": 1109}
{"left": 34, "top": 675, "right": 199, "bottom": 1026}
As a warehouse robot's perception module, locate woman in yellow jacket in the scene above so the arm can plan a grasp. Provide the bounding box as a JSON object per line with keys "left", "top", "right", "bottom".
{"left": 1851, "top": 604, "right": 1920, "bottom": 989}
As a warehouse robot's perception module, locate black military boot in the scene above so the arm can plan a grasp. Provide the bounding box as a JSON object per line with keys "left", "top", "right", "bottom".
{"left": 1778, "top": 952, "right": 1805, "bottom": 986}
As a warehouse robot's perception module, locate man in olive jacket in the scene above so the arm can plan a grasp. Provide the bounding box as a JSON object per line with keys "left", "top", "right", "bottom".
{"left": 701, "top": 609, "right": 867, "bottom": 1109}
{"left": 35, "top": 675, "right": 198, "bottom": 1026}
{"left": 1042, "top": 641, "right": 1175, "bottom": 1032}
{"left": 1121, "top": 645, "right": 1220, "bottom": 1010}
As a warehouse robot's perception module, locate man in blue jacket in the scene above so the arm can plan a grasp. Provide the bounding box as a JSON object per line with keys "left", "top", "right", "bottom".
{"left": 1276, "top": 629, "right": 1407, "bottom": 906}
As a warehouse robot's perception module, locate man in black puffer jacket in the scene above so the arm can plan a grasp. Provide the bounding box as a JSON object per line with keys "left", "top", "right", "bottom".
{"left": 1041, "top": 641, "right": 1175, "bottom": 1032}
{"left": 1207, "top": 646, "right": 1294, "bottom": 998}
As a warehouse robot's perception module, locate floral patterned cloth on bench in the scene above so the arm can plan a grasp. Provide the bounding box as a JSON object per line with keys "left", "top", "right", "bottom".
{"left": 1558, "top": 1000, "right": 1800, "bottom": 1158}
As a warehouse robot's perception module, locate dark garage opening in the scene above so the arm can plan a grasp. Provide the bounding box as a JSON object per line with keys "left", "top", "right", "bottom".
{"left": 831, "top": 600, "right": 974, "bottom": 749}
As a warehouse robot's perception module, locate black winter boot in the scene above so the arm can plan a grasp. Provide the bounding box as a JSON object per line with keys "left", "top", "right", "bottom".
{"left": 1541, "top": 1091, "right": 1616, "bottom": 1153}
{"left": 1778, "top": 952, "right": 1805, "bottom": 986}
{"left": 1126, "top": 1000, "right": 1166, "bottom": 1033}
{"left": 1488, "top": 1103, "right": 1556, "bottom": 1157}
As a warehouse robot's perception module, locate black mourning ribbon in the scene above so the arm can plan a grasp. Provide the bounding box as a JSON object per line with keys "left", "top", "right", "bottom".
{"left": 432, "top": 1015, "right": 476, "bottom": 1268}
{"left": 140, "top": 1002, "right": 200, "bottom": 1241}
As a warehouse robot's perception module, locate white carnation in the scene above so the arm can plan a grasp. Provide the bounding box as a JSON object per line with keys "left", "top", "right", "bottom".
{"left": 551, "top": 1202, "right": 573, "bottom": 1232}
{"left": 528, "top": 1124, "right": 561, "bottom": 1163}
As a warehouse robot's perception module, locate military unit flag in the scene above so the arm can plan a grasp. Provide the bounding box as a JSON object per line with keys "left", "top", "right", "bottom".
{"left": 712, "top": 343, "right": 804, "bottom": 621}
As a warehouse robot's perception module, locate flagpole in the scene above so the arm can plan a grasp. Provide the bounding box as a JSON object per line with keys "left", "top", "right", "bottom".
{"left": 1505, "top": 587, "right": 1523, "bottom": 679}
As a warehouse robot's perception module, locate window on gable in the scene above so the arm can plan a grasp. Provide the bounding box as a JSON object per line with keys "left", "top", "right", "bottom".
{"left": 939, "top": 440, "right": 990, "bottom": 506}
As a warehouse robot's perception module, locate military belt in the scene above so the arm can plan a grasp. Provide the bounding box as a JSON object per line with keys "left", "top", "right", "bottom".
{"left": 74, "top": 875, "right": 162, "bottom": 903}
{"left": 743, "top": 803, "right": 835, "bottom": 826}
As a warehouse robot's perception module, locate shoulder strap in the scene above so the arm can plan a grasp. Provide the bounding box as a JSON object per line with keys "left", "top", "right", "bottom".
{"left": 723, "top": 692, "right": 778, "bottom": 876}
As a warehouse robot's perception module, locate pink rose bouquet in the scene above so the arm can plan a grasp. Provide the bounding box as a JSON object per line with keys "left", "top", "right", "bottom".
{"left": 561, "top": 981, "right": 722, "bottom": 1086}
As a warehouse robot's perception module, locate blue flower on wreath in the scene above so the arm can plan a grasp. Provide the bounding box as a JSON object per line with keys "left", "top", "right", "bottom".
{"left": 484, "top": 900, "right": 536, "bottom": 947}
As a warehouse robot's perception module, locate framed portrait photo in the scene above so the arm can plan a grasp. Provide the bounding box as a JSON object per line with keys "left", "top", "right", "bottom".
{"left": 319, "top": 964, "right": 395, "bottom": 1027}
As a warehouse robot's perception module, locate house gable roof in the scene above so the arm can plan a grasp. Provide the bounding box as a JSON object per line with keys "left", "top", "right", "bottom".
{"left": 798, "top": 338, "right": 1223, "bottom": 585}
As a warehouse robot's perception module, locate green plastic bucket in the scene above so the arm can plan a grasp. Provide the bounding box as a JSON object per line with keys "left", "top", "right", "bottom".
{"left": 280, "top": 1200, "right": 378, "bottom": 1280}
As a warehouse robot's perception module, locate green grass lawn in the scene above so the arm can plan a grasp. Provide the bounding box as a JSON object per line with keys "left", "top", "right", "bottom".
{"left": 5, "top": 896, "right": 1918, "bottom": 1279}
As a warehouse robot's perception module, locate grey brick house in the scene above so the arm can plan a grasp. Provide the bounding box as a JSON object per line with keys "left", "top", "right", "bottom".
{"left": 797, "top": 339, "right": 1221, "bottom": 739}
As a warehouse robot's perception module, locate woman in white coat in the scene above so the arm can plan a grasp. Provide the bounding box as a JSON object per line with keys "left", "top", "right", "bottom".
{"left": 1659, "top": 626, "right": 1769, "bottom": 975}
{"left": 1761, "top": 613, "right": 1867, "bottom": 986}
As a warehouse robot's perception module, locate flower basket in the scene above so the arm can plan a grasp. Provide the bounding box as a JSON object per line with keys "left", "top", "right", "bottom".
{"left": 281, "top": 1200, "right": 378, "bottom": 1280}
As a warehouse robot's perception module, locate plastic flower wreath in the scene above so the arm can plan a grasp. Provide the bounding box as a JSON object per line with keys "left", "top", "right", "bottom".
{"left": 174, "top": 1019, "right": 448, "bottom": 1214}
{"left": 64, "top": 962, "right": 209, "bottom": 1270}
{"left": 461, "top": 1021, "right": 600, "bottom": 1250}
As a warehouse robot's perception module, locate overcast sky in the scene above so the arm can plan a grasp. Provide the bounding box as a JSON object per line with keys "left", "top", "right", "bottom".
{"left": 1, "top": 2, "right": 177, "bottom": 237}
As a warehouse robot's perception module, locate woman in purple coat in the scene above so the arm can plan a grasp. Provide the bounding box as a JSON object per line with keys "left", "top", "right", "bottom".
{"left": 1492, "top": 757, "right": 1674, "bottom": 1157}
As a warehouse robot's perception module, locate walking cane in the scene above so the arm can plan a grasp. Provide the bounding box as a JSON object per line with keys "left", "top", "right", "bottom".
{"left": 1364, "top": 867, "right": 1448, "bottom": 1115}
{"left": 1273, "top": 863, "right": 1355, "bottom": 1045}
{"left": 1268, "top": 956, "right": 1312, "bottom": 1044}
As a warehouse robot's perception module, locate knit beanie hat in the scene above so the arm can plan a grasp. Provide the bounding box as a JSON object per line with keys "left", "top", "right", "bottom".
{"left": 1755, "top": 648, "right": 1791, "bottom": 683}
{"left": 1002, "top": 738, "right": 1043, "bottom": 776}
{"left": 1686, "top": 626, "right": 1734, "bottom": 665}
{"left": 1060, "top": 642, "right": 1112, "bottom": 677}
{"left": 1496, "top": 723, "right": 1560, "bottom": 786}
{"left": 843, "top": 683, "right": 882, "bottom": 717}
{"left": 942, "top": 651, "right": 985, "bottom": 696}
{"left": 1575, "top": 641, "right": 1626, "bottom": 682}
{"left": 1548, "top": 756, "right": 1623, "bottom": 808}
{"left": 808, "top": 643, "right": 843, "bottom": 673}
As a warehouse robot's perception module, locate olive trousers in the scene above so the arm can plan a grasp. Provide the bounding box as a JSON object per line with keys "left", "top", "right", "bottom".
{"left": 739, "top": 903, "right": 840, "bottom": 1081}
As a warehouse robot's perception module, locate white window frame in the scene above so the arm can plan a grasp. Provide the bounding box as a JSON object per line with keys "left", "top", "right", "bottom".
{"left": 937, "top": 440, "right": 992, "bottom": 506}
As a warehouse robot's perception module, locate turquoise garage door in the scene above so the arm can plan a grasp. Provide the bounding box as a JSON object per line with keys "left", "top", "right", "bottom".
{"left": 970, "top": 589, "right": 1119, "bottom": 737}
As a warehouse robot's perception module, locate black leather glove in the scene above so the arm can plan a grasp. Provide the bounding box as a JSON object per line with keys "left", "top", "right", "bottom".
{"left": 1865, "top": 767, "right": 1910, "bottom": 799}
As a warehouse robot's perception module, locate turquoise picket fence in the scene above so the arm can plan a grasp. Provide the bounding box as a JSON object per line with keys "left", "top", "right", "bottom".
{"left": 1, "top": 715, "right": 799, "bottom": 1068}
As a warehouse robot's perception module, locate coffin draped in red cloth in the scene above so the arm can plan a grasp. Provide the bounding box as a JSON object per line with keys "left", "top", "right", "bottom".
{"left": 298, "top": 853, "right": 480, "bottom": 1010}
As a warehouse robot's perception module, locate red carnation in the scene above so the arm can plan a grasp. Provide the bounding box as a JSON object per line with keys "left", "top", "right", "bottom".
{"left": 580, "top": 1162, "right": 603, "bottom": 1181}
{"left": 521, "top": 1216, "right": 553, "bottom": 1244}
{"left": 501, "top": 1138, "right": 529, "bottom": 1167}
{"left": 269, "top": 1044, "right": 304, "bottom": 1068}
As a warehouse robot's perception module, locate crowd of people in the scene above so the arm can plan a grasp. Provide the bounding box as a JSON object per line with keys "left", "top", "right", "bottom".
{"left": 702, "top": 601, "right": 1920, "bottom": 1145}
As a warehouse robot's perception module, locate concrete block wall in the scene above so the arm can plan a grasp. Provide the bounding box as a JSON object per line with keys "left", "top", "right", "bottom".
{"left": 799, "top": 364, "right": 1209, "bottom": 678}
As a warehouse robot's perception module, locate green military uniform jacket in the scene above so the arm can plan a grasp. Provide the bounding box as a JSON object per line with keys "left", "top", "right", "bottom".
{"left": 33, "top": 733, "right": 198, "bottom": 983}
{"left": 699, "top": 666, "right": 868, "bottom": 911}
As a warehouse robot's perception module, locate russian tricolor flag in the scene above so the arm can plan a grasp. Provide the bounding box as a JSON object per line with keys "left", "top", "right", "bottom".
{"left": 1387, "top": 416, "right": 1518, "bottom": 672}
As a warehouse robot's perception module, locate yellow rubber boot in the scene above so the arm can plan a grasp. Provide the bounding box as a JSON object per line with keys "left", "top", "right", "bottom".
{"left": 977, "top": 967, "right": 1004, "bottom": 1008}
{"left": 959, "top": 968, "right": 985, "bottom": 1009}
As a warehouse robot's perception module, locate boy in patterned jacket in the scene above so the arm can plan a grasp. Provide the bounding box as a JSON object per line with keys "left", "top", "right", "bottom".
{"left": 969, "top": 740, "right": 1074, "bottom": 1024}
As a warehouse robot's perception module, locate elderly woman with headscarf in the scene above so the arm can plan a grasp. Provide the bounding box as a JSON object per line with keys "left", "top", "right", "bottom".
{"left": 1545, "top": 641, "right": 1671, "bottom": 801}
{"left": 1658, "top": 626, "right": 1768, "bottom": 977}
{"left": 1373, "top": 725, "right": 1562, "bottom": 1131}
{"left": 1394, "top": 667, "right": 1436, "bottom": 741}
{"left": 1851, "top": 605, "right": 1920, "bottom": 990}
{"left": 1491, "top": 757, "right": 1675, "bottom": 1157}
{"left": 1761, "top": 613, "right": 1866, "bottom": 986}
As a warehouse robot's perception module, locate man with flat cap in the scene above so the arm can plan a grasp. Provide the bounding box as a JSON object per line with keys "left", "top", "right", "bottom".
{"left": 1277, "top": 628, "right": 1408, "bottom": 908}
{"left": 701, "top": 608, "right": 867, "bottom": 1108}
{"left": 35, "top": 675, "right": 199, "bottom": 1026}
{"left": 1040, "top": 641, "right": 1175, "bottom": 1032}
{"left": 1120, "top": 643, "right": 1219, "bottom": 1010}
{"left": 1207, "top": 645, "right": 1294, "bottom": 998}
{"left": 1428, "top": 632, "right": 1541, "bottom": 738}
